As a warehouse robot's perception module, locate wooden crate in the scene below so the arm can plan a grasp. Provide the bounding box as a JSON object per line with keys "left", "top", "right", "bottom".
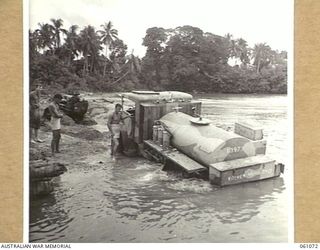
{"left": 234, "top": 121, "right": 263, "bottom": 141}
{"left": 209, "top": 155, "right": 281, "bottom": 186}
{"left": 134, "top": 101, "right": 201, "bottom": 143}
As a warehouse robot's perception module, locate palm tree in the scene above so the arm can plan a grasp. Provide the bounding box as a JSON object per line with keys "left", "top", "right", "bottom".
{"left": 252, "top": 43, "right": 274, "bottom": 73}
{"left": 36, "top": 23, "right": 54, "bottom": 52}
{"left": 225, "top": 33, "right": 236, "bottom": 56}
{"left": 98, "top": 21, "right": 119, "bottom": 76}
{"left": 224, "top": 34, "right": 250, "bottom": 66}
{"left": 64, "top": 25, "right": 80, "bottom": 65}
{"left": 78, "top": 25, "right": 102, "bottom": 75}
{"left": 236, "top": 38, "right": 250, "bottom": 65}
{"left": 49, "top": 18, "right": 67, "bottom": 50}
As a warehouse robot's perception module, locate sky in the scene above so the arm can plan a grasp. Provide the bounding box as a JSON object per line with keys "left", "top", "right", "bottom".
{"left": 29, "top": 0, "right": 293, "bottom": 57}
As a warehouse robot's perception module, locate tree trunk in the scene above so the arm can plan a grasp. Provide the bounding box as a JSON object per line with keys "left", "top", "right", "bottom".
{"left": 91, "top": 56, "right": 94, "bottom": 73}
{"left": 68, "top": 55, "right": 72, "bottom": 67}
{"left": 155, "top": 60, "right": 161, "bottom": 86}
{"left": 103, "top": 50, "right": 109, "bottom": 77}
{"left": 107, "top": 71, "right": 130, "bottom": 86}
{"left": 83, "top": 60, "right": 86, "bottom": 75}
{"left": 83, "top": 55, "right": 88, "bottom": 76}
{"left": 257, "top": 60, "right": 261, "bottom": 74}
{"left": 103, "top": 60, "right": 107, "bottom": 77}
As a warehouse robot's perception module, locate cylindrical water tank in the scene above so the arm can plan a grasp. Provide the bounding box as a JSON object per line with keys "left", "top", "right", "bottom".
{"left": 160, "top": 112, "right": 263, "bottom": 166}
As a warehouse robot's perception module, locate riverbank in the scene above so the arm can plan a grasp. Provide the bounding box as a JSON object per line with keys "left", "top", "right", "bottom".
{"left": 29, "top": 93, "right": 128, "bottom": 168}
{"left": 29, "top": 93, "right": 288, "bottom": 243}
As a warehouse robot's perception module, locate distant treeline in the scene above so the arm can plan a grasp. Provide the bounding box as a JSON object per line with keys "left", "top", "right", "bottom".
{"left": 29, "top": 19, "right": 287, "bottom": 94}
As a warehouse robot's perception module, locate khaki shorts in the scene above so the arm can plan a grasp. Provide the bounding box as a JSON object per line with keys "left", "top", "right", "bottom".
{"left": 30, "top": 108, "right": 41, "bottom": 129}
{"left": 52, "top": 129, "right": 61, "bottom": 141}
{"left": 111, "top": 124, "right": 121, "bottom": 139}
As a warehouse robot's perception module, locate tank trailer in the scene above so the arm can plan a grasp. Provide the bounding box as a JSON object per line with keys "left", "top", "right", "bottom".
{"left": 118, "top": 91, "right": 284, "bottom": 186}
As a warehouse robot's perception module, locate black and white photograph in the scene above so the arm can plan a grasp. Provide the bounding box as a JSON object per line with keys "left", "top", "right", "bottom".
{"left": 27, "top": 0, "right": 293, "bottom": 243}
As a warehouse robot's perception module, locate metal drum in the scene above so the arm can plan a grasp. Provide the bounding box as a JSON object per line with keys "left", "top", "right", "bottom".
{"left": 157, "top": 127, "right": 163, "bottom": 145}
{"left": 153, "top": 125, "right": 160, "bottom": 142}
{"left": 162, "top": 130, "right": 170, "bottom": 148}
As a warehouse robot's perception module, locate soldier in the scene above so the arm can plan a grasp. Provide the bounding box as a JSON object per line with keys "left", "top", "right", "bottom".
{"left": 29, "top": 83, "right": 44, "bottom": 143}
{"left": 48, "top": 94, "right": 63, "bottom": 156}
{"left": 107, "top": 103, "right": 124, "bottom": 160}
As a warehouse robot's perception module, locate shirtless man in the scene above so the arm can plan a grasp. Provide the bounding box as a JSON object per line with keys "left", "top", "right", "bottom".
{"left": 48, "top": 94, "right": 63, "bottom": 156}
{"left": 107, "top": 103, "right": 123, "bottom": 159}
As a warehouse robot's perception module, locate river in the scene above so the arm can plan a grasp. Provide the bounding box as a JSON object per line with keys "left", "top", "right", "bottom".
{"left": 29, "top": 93, "right": 289, "bottom": 243}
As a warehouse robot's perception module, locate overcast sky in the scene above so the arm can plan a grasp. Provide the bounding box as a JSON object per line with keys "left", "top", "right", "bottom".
{"left": 29, "top": 0, "right": 293, "bottom": 57}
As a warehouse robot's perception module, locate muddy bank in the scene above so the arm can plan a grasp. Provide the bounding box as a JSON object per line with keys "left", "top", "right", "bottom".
{"left": 29, "top": 93, "right": 122, "bottom": 162}
{"left": 30, "top": 93, "right": 288, "bottom": 243}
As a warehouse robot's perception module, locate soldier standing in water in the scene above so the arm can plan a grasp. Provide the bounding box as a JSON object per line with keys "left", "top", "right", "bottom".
{"left": 107, "top": 103, "right": 124, "bottom": 160}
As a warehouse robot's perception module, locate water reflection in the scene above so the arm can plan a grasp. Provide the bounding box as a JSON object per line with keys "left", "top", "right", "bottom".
{"left": 208, "top": 178, "right": 285, "bottom": 224}
{"left": 30, "top": 94, "right": 288, "bottom": 243}
{"left": 30, "top": 154, "right": 287, "bottom": 242}
{"left": 102, "top": 156, "right": 286, "bottom": 238}
{"left": 30, "top": 192, "right": 72, "bottom": 242}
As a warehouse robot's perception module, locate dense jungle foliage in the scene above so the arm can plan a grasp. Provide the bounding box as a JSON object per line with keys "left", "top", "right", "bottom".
{"left": 30, "top": 19, "right": 287, "bottom": 94}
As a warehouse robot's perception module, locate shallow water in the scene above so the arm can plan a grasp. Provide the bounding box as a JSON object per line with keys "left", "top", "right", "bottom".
{"left": 29, "top": 94, "right": 289, "bottom": 243}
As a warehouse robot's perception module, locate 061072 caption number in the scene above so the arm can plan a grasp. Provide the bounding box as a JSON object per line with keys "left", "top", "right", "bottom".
{"left": 300, "top": 244, "right": 319, "bottom": 249}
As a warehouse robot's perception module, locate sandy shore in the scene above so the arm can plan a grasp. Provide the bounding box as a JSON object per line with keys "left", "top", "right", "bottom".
{"left": 29, "top": 93, "right": 128, "bottom": 167}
